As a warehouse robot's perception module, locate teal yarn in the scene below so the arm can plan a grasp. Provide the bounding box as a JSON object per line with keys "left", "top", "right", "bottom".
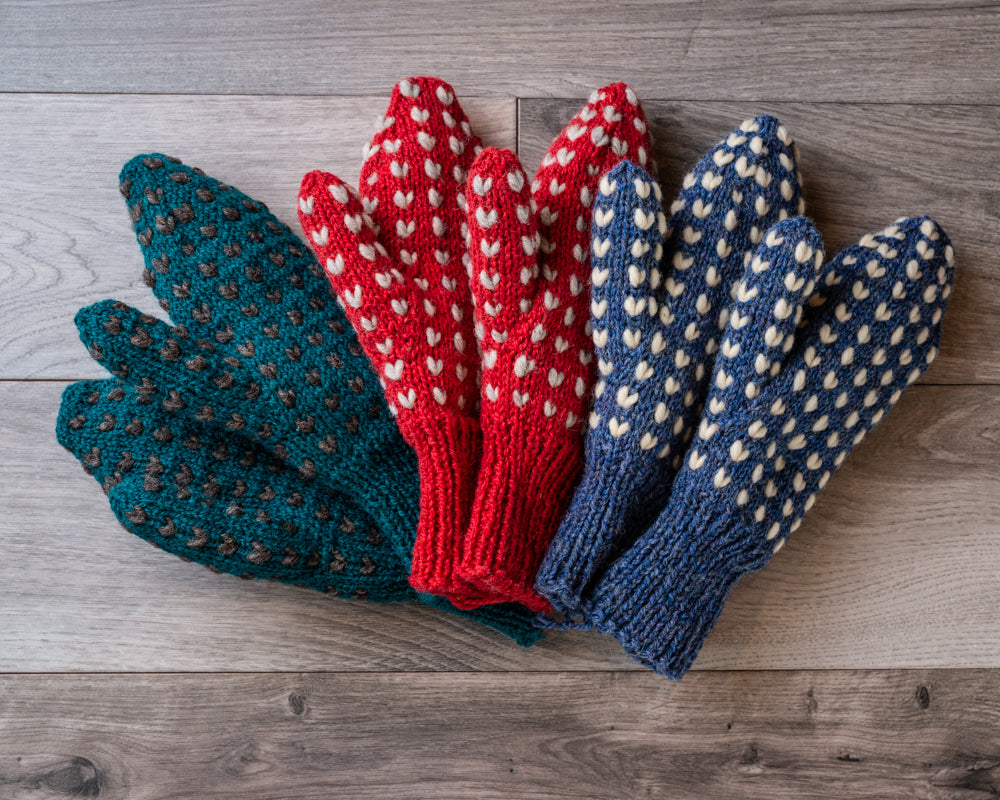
{"left": 81, "top": 154, "right": 414, "bottom": 541}
{"left": 61, "top": 154, "right": 540, "bottom": 645}
{"left": 58, "top": 377, "right": 415, "bottom": 600}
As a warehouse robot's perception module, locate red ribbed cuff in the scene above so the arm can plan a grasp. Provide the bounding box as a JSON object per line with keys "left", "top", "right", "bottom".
{"left": 400, "top": 413, "right": 502, "bottom": 608}
{"left": 460, "top": 424, "right": 583, "bottom": 613}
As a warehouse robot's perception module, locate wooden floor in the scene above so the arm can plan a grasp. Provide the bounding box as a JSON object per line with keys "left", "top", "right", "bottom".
{"left": 2, "top": 2, "right": 999, "bottom": 797}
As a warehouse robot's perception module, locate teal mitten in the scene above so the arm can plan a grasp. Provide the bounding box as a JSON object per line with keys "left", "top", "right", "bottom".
{"left": 61, "top": 155, "right": 541, "bottom": 644}
{"left": 78, "top": 155, "right": 414, "bottom": 539}
{"left": 58, "top": 377, "right": 414, "bottom": 600}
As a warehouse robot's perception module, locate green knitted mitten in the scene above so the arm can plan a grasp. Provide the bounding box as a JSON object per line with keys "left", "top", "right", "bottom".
{"left": 61, "top": 154, "right": 541, "bottom": 645}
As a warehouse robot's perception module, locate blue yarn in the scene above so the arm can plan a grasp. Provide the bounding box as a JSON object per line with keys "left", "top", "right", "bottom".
{"left": 588, "top": 213, "right": 954, "bottom": 677}
{"left": 536, "top": 115, "right": 804, "bottom": 620}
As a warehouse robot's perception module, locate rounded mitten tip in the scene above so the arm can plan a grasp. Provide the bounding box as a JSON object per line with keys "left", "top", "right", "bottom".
{"left": 740, "top": 113, "right": 794, "bottom": 151}
{"left": 586, "top": 83, "right": 647, "bottom": 124}
{"left": 600, "top": 158, "right": 654, "bottom": 188}
{"left": 119, "top": 153, "right": 185, "bottom": 196}
{"left": 469, "top": 146, "right": 525, "bottom": 179}
{"left": 388, "top": 76, "right": 460, "bottom": 113}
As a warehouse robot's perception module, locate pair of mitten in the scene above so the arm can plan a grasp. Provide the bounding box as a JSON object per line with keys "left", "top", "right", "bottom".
{"left": 57, "top": 154, "right": 540, "bottom": 645}
{"left": 297, "top": 77, "right": 653, "bottom": 612}
{"left": 537, "top": 116, "right": 954, "bottom": 676}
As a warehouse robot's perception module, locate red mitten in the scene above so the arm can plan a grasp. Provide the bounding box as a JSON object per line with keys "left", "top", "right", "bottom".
{"left": 298, "top": 77, "right": 492, "bottom": 608}
{"left": 460, "top": 85, "right": 653, "bottom": 612}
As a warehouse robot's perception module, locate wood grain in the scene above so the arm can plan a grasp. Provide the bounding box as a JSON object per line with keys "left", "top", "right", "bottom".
{"left": 2, "top": 0, "right": 999, "bottom": 102}
{"left": 0, "top": 94, "right": 515, "bottom": 379}
{"left": 3, "top": 2, "right": 1000, "bottom": 791}
{"left": 5, "top": 381, "right": 998, "bottom": 672}
{"left": 1, "top": 670, "right": 998, "bottom": 800}
{"left": 519, "top": 99, "right": 1000, "bottom": 385}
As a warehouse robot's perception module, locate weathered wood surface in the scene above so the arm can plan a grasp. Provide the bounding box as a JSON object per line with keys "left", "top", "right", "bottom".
{"left": 1, "top": 670, "right": 998, "bottom": 800}
{"left": 520, "top": 99, "right": 1000, "bottom": 385}
{"left": 0, "top": 94, "right": 515, "bottom": 380}
{"left": 4, "top": 381, "right": 997, "bottom": 672}
{"left": 3, "top": 2, "right": 1000, "bottom": 788}
{"left": 2, "top": 0, "right": 999, "bottom": 102}
{"left": 3, "top": 97, "right": 998, "bottom": 382}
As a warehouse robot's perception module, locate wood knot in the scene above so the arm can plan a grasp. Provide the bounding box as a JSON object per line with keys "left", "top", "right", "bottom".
{"left": 738, "top": 743, "right": 759, "bottom": 765}
{"left": 288, "top": 693, "right": 307, "bottom": 716}
{"left": 31, "top": 756, "right": 103, "bottom": 797}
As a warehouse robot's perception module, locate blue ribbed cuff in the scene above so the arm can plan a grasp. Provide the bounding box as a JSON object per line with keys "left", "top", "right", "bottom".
{"left": 535, "top": 454, "right": 667, "bottom": 621}
{"left": 587, "top": 493, "right": 769, "bottom": 678}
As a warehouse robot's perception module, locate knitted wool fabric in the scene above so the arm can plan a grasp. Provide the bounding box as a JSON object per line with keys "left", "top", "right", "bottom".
{"left": 588, "top": 214, "right": 954, "bottom": 677}
{"left": 72, "top": 153, "right": 540, "bottom": 643}
{"left": 58, "top": 377, "right": 413, "bottom": 600}
{"left": 56, "top": 377, "right": 541, "bottom": 644}
{"left": 535, "top": 116, "right": 803, "bottom": 620}
{"left": 459, "top": 85, "right": 654, "bottom": 612}
{"left": 79, "top": 153, "right": 416, "bottom": 540}
{"left": 298, "top": 77, "right": 491, "bottom": 607}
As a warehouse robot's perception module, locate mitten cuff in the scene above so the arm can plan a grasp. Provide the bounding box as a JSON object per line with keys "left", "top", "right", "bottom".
{"left": 419, "top": 594, "right": 544, "bottom": 647}
{"left": 341, "top": 443, "right": 421, "bottom": 553}
{"left": 588, "top": 496, "right": 766, "bottom": 679}
{"left": 399, "top": 413, "right": 492, "bottom": 607}
{"left": 534, "top": 455, "right": 667, "bottom": 620}
{"left": 461, "top": 427, "right": 583, "bottom": 614}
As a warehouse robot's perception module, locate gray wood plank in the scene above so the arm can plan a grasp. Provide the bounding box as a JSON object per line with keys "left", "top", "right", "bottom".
{"left": 3, "top": 97, "right": 998, "bottom": 383}
{"left": 1, "top": 670, "right": 998, "bottom": 799}
{"left": 0, "top": 94, "right": 514, "bottom": 379}
{"left": 5, "top": 381, "right": 998, "bottom": 672}
{"left": 521, "top": 99, "right": 1000, "bottom": 384}
{"left": 2, "top": 1, "right": 999, "bottom": 102}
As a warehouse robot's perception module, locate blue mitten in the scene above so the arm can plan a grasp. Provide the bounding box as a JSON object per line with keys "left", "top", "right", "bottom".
{"left": 588, "top": 213, "right": 954, "bottom": 677}
{"left": 536, "top": 116, "right": 804, "bottom": 619}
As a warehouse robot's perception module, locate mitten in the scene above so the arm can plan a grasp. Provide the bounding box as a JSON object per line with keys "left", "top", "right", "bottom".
{"left": 58, "top": 377, "right": 413, "bottom": 600}
{"left": 298, "top": 77, "right": 488, "bottom": 606}
{"left": 56, "top": 377, "right": 541, "bottom": 644}
{"left": 80, "top": 153, "right": 416, "bottom": 545}
{"left": 588, "top": 214, "right": 954, "bottom": 676}
{"left": 536, "top": 116, "right": 804, "bottom": 619}
{"left": 74, "top": 153, "right": 540, "bottom": 641}
{"left": 460, "top": 84, "right": 653, "bottom": 612}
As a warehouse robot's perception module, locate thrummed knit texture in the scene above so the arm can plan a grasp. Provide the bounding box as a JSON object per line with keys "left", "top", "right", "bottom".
{"left": 62, "top": 153, "right": 541, "bottom": 645}
{"left": 58, "top": 377, "right": 414, "bottom": 601}
{"left": 460, "top": 84, "right": 654, "bottom": 613}
{"left": 298, "top": 77, "right": 493, "bottom": 608}
{"left": 536, "top": 115, "right": 804, "bottom": 620}
{"left": 587, "top": 213, "right": 955, "bottom": 676}
{"left": 56, "top": 377, "right": 540, "bottom": 644}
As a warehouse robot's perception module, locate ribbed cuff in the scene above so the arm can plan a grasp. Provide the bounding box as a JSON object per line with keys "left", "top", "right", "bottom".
{"left": 400, "top": 413, "right": 501, "bottom": 608}
{"left": 587, "top": 492, "right": 769, "bottom": 678}
{"left": 534, "top": 452, "right": 670, "bottom": 621}
{"left": 340, "top": 442, "right": 421, "bottom": 567}
{"left": 460, "top": 425, "right": 583, "bottom": 614}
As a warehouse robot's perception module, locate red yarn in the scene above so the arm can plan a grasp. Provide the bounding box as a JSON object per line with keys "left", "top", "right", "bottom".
{"left": 460, "top": 85, "right": 654, "bottom": 612}
{"left": 299, "top": 79, "right": 653, "bottom": 611}
{"left": 298, "top": 77, "right": 499, "bottom": 607}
